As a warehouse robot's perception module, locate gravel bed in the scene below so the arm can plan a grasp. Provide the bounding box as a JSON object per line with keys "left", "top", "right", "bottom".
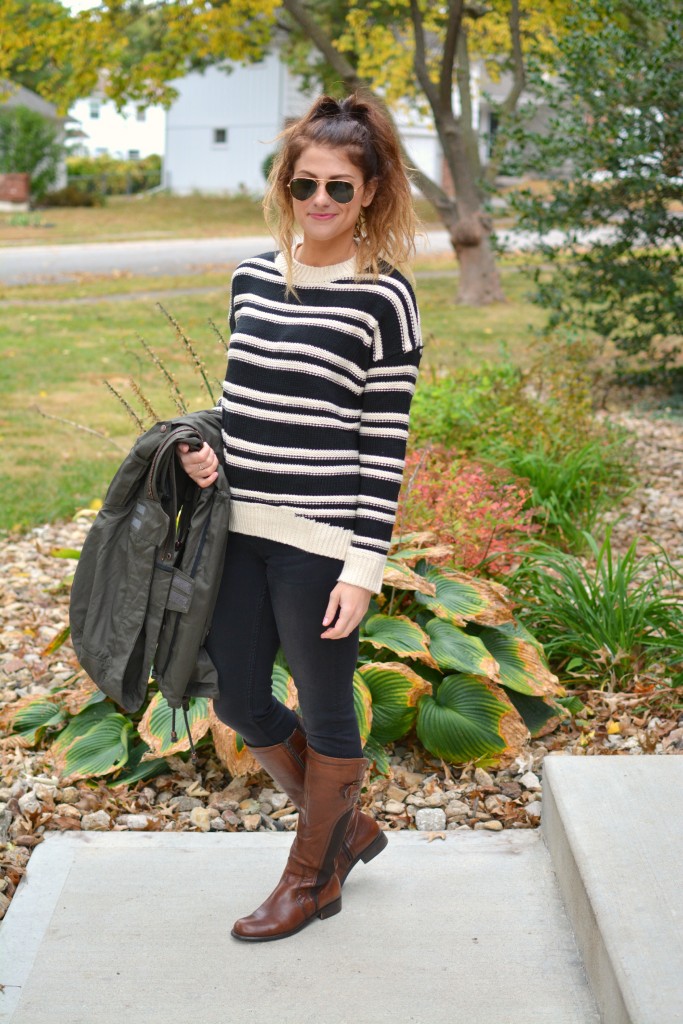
{"left": 1, "top": 409, "right": 682, "bottom": 920}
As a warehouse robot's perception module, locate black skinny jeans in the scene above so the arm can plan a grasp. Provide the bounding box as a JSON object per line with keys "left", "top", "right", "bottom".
{"left": 205, "top": 530, "right": 363, "bottom": 759}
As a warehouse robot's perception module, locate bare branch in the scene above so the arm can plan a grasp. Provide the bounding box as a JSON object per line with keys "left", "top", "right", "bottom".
{"left": 409, "top": 0, "right": 440, "bottom": 112}
{"left": 30, "top": 405, "right": 129, "bottom": 452}
{"left": 281, "top": 0, "right": 362, "bottom": 92}
{"left": 502, "top": 0, "right": 526, "bottom": 116}
{"left": 439, "top": 0, "right": 464, "bottom": 112}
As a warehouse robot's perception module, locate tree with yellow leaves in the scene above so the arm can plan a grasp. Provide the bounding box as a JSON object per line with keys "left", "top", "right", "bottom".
{"left": 0, "top": 0, "right": 569, "bottom": 304}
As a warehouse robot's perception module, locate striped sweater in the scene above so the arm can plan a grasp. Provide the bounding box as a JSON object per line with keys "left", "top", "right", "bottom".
{"left": 215, "top": 246, "right": 423, "bottom": 594}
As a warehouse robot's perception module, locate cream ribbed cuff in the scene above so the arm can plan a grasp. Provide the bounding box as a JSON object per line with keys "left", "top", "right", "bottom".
{"left": 336, "top": 546, "right": 387, "bottom": 595}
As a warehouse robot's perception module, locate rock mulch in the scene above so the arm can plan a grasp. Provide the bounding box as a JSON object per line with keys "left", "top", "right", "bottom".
{"left": 1, "top": 410, "right": 682, "bottom": 921}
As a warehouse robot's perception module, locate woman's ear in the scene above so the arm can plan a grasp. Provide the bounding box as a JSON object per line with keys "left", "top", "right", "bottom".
{"left": 361, "top": 177, "right": 379, "bottom": 207}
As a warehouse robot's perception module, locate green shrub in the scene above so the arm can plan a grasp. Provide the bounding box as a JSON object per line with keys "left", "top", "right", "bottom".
{"left": 65, "top": 153, "right": 162, "bottom": 195}
{"left": 0, "top": 104, "right": 62, "bottom": 200}
{"left": 41, "top": 184, "right": 105, "bottom": 207}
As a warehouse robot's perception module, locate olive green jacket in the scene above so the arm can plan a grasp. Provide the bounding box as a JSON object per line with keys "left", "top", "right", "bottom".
{"left": 69, "top": 408, "right": 230, "bottom": 715}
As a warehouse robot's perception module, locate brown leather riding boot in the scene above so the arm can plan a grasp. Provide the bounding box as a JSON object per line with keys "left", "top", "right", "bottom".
{"left": 231, "top": 747, "right": 368, "bottom": 941}
{"left": 246, "top": 722, "right": 387, "bottom": 885}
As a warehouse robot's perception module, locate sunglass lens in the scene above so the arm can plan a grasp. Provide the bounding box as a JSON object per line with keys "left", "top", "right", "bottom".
{"left": 290, "top": 178, "right": 317, "bottom": 201}
{"left": 326, "top": 181, "right": 355, "bottom": 203}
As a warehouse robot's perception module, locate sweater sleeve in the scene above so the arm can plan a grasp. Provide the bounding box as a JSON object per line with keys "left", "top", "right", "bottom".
{"left": 336, "top": 282, "right": 423, "bottom": 594}
{"left": 214, "top": 271, "right": 238, "bottom": 411}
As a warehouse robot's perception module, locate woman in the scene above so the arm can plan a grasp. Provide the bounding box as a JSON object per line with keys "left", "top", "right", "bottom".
{"left": 176, "top": 91, "right": 423, "bottom": 942}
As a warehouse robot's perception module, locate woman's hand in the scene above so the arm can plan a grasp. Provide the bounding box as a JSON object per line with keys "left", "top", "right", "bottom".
{"left": 321, "top": 581, "right": 373, "bottom": 639}
{"left": 175, "top": 441, "right": 219, "bottom": 488}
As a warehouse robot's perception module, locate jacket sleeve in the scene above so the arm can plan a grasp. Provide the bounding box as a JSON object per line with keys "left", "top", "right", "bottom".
{"left": 336, "top": 282, "right": 423, "bottom": 594}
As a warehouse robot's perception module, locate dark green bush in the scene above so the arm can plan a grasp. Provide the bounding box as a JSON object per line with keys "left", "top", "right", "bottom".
{"left": 40, "top": 185, "right": 105, "bottom": 207}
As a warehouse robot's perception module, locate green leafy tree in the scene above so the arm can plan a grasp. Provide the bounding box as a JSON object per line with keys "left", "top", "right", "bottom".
{"left": 0, "top": 104, "right": 62, "bottom": 199}
{"left": 0, "top": 0, "right": 574, "bottom": 306}
{"left": 500, "top": 0, "right": 683, "bottom": 386}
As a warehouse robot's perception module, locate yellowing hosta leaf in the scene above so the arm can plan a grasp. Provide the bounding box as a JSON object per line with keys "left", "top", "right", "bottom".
{"left": 208, "top": 704, "right": 261, "bottom": 778}
{"left": 353, "top": 671, "right": 373, "bottom": 744}
{"left": 360, "top": 661, "right": 433, "bottom": 744}
{"left": 137, "top": 692, "right": 210, "bottom": 757}
{"left": 425, "top": 618, "right": 501, "bottom": 681}
{"left": 272, "top": 664, "right": 299, "bottom": 711}
{"left": 360, "top": 614, "right": 439, "bottom": 669}
{"left": 388, "top": 544, "right": 455, "bottom": 566}
{"left": 415, "top": 567, "right": 515, "bottom": 627}
{"left": 416, "top": 674, "right": 511, "bottom": 765}
{"left": 478, "top": 627, "right": 562, "bottom": 697}
{"left": 52, "top": 713, "right": 133, "bottom": 782}
{"left": 382, "top": 562, "right": 437, "bottom": 595}
{"left": 0, "top": 694, "right": 65, "bottom": 746}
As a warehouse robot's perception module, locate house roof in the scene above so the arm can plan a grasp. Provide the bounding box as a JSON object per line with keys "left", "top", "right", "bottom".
{"left": 0, "top": 80, "right": 67, "bottom": 123}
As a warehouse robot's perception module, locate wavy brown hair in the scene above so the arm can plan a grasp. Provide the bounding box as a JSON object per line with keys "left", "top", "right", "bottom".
{"left": 263, "top": 92, "right": 420, "bottom": 298}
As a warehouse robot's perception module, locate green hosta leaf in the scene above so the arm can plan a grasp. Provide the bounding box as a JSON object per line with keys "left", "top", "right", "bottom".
{"left": 272, "top": 663, "right": 290, "bottom": 705}
{"left": 353, "top": 671, "right": 373, "bottom": 744}
{"left": 425, "top": 618, "right": 501, "bottom": 680}
{"left": 415, "top": 566, "right": 514, "bottom": 627}
{"left": 107, "top": 740, "right": 169, "bottom": 788}
{"left": 504, "top": 689, "right": 564, "bottom": 738}
{"left": 483, "top": 617, "right": 546, "bottom": 653}
{"left": 478, "top": 627, "right": 560, "bottom": 697}
{"left": 360, "top": 613, "right": 438, "bottom": 667}
{"left": 8, "top": 697, "right": 66, "bottom": 746}
{"left": 360, "top": 661, "right": 432, "bottom": 744}
{"left": 416, "top": 673, "right": 509, "bottom": 763}
{"left": 363, "top": 734, "right": 392, "bottom": 777}
{"left": 271, "top": 663, "right": 299, "bottom": 711}
{"left": 137, "top": 692, "right": 210, "bottom": 756}
{"left": 54, "top": 714, "right": 134, "bottom": 781}
{"left": 50, "top": 699, "right": 118, "bottom": 753}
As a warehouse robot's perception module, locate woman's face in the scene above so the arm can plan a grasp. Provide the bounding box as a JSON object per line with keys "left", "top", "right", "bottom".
{"left": 289, "top": 143, "right": 377, "bottom": 250}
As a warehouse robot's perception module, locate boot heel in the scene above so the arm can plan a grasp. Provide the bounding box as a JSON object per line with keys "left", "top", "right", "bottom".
{"left": 361, "top": 831, "right": 388, "bottom": 863}
{"left": 318, "top": 897, "right": 342, "bottom": 920}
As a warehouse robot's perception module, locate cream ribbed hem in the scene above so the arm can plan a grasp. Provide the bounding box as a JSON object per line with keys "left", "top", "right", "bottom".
{"left": 273, "top": 243, "right": 358, "bottom": 286}
{"left": 228, "top": 501, "right": 386, "bottom": 593}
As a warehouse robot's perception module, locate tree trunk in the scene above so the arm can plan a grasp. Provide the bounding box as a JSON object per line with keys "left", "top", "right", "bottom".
{"left": 453, "top": 222, "right": 506, "bottom": 304}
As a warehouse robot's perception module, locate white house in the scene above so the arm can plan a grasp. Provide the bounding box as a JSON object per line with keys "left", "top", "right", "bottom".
{"left": 68, "top": 74, "right": 165, "bottom": 160}
{"left": 162, "top": 52, "right": 451, "bottom": 195}
{"left": 162, "top": 51, "right": 522, "bottom": 197}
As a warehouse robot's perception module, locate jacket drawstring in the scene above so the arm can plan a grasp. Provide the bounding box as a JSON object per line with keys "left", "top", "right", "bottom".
{"left": 170, "top": 699, "right": 198, "bottom": 763}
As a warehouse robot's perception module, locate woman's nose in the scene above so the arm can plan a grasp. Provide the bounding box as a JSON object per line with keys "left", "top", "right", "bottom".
{"left": 311, "top": 182, "right": 331, "bottom": 204}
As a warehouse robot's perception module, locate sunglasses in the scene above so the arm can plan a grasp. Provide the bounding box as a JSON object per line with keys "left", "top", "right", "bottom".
{"left": 288, "top": 177, "right": 364, "bottom": 204}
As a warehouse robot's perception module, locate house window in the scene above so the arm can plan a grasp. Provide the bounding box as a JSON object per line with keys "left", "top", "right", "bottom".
{"left": 136, "top": 107, "right": 146, "bottom": 122}
{"left": 128, "top": 149, "right": 140, "bottom": 161}
{"left": 213, "top": 128, "right": 228, "bottom": 145}
{"left": 90, "top": 100, "right": 100, "bottom": 119}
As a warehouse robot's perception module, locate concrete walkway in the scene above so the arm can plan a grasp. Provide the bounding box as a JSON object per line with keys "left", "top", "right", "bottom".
{"left": 0, "top": 755, "right": 680, "bottom": 1024}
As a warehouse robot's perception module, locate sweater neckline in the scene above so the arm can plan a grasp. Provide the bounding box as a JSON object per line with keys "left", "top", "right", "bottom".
{"left": 274, "top": 242, "right": 358, "bottom": 285}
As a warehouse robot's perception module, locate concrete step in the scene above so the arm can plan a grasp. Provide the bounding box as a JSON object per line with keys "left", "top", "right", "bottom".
{"left": 542, "top": 754, "right": 683, "bottom": 1024}
{"left": 0, "top": 826, "right": 599, "bottom": 1024}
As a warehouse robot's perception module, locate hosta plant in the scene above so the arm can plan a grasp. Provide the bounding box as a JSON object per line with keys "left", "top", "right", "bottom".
{"left": 5, "top": 555, "right": 569, "bottom": 782}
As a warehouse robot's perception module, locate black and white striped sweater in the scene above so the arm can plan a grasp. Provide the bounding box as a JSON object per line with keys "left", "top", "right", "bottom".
{"left": 216, "top": 247, "right": 423, "bottom": 594}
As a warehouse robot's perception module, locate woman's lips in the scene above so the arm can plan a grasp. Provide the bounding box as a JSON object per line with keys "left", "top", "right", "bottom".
{"left": 310, "top": 213, "right": 335, "bottom": 220}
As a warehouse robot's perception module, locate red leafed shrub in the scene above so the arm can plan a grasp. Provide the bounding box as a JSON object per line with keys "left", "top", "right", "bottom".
{"left": 395, "top": 442, "right": 543, "bottom": 576}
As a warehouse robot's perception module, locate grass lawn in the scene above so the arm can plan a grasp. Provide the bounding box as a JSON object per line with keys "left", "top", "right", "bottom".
{"left": 0, "top": 193, "right": 447, "bottom": 247}
{"left": 0, "top": 255, "right": 546, "bottom": 536}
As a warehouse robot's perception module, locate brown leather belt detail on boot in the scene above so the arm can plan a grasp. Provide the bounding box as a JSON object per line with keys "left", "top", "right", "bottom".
{"left": 245, "top": 722, "right": 387, "bottom": 887}
{"left": 231, "top": 747, "right": 369, "bottom": 941}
